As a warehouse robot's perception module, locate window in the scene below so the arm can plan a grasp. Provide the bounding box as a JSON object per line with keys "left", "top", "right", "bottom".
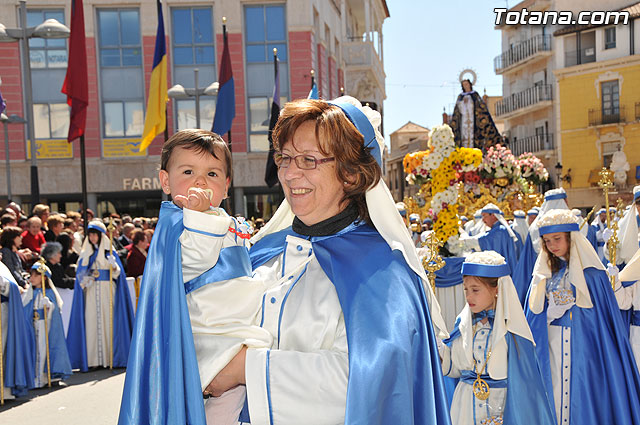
{"left": 26, "top": 9, "right": 69, "bottom": 140}
{"left": 171, "top": 7, "right": 217, "bottom": 130}
{"left": 244, "top": 5, "right": 289, "bottom": 151}
{"left": 601, "top": 80, "right": 620, "bottom": 123}
{"left": 605, "top": 27, "right": 616, "bottom": 49}
{"left": 602, "top": 142, "right": 621, "bottom": 168}
{"left": 97, "top": 9, "right": 144, "bottom": 138}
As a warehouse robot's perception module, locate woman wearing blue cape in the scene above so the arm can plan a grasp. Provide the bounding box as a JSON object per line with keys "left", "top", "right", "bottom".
{"left": 441, "top": 251, "right": 554, "bottom": 425}
{"left": 66, "top": 220, "right": 134, "bottom": 371}
{"left": 198, "top": 97, "right": 450, "bottom": 425}
{"left": 525, "top": 209, "right": 640, "bottom": 424}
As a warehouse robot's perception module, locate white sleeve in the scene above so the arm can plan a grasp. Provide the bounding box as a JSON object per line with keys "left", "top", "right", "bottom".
{"left": 22, "top": 285, "right": 34, "bottom": 306}
{"left": 614, "top": 280, "right": 635, "bottom": 311}
{"left": 180, "top": 208, "right": 233, "bottom": 283}
{"left": 244, "top": 317, "right": 348, "bottom": 425}
{"left": 0, "top": 276, "right": 9, "bottom": 297}
{"left": 439, "top": 343, "right": 460, "bottom": 378}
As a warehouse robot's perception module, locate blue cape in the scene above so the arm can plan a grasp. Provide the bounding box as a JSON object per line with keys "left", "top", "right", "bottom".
{"left": 586, "top": 225, "right": 598, "bottom": 252}
{"left": 477, "top": 224, "right": 518, "bottom": 276}
{"left": 250, "top": 222, "right": 451, "bottom": 425}
{"left": 512, "top": 234, "right": 538, "bottom": 304}
{"left": 66, "top": 241, "right": 134, "bottom": 371}
{"left": 525, "top": 267, "right": 640, "bottom": 424}
{"left": 25, "top": 287, "right": 72, "bottom": 382}
{"left": 0, "top": 266, "right": 35, "bottom": 396}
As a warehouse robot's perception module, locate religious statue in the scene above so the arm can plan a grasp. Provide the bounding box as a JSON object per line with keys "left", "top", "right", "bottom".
{"left": 449, "top": 69, "right": 502, "bottom": 152}
{"left": 610, "top": 146, "right": 630, "bottom": 187}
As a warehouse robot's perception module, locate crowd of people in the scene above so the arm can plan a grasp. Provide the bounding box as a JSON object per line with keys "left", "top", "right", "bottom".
{"left": 2, "top": 96, "right": 640, "bottom": 425}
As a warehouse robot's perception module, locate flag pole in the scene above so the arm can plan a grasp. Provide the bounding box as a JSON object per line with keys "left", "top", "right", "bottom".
{"left": 80, "top": 135, "right": 88, "bottom": 234}
{"left": 222, "top": 17, "right": 234, "bottom": 215}
{"left": 310, "top": 69, "right": 315, "bottom": 92}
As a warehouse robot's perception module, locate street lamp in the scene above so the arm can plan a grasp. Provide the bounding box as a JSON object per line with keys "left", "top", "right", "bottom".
{"left": 554, "top": 162, "right": 563, "bottom": 187}
{"left": 0, "top": 1, "right": 70, "bottom": 205}
{"left": 168, "top": 68, "right": 218, "bottom": 129}
{"left": 0, "top": 113, "right": 28, "bottom": 201}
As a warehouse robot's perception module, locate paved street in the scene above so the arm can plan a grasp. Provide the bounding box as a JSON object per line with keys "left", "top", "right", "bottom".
{"left": 0, "top": 369, "right": 125, "bottom": 424}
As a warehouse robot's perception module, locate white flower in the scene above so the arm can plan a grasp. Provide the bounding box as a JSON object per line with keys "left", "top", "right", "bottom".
{"left": 464, "top": 251, "right": 506, "bottom": 265}
{"left": 424, "top": 151, "right": 444, "bottom": 170}
{"left": 537, "top": 209, "right": 578, "bottom": 227}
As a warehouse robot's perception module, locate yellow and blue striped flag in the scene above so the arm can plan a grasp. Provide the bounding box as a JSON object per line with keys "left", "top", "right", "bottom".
{"left": 139, "top": 0, "right": 168, "bottom": 152}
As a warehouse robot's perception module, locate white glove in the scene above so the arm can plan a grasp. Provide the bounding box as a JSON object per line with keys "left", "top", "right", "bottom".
{"left": 80, "top": 275, "right": 94, "bottom": 290}
{"left": 41, "top": 296, "right": 55, "bottom": 310}
{"left": 107, "top": 254, "right": 118, "bottom": 267}
{"left": 546, "top": 293, "right": 575, "bottom": 324}
{"left": 606, "top": 262, "right": 619, "bottom": 277}
{"left": 603, "top": 228, "right": 613, "bottom": 242}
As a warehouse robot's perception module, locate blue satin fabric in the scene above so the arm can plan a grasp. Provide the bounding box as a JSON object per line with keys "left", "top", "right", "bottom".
{"left": 445, "top": 317, "right": 555, "bottom": 424}
{"left": 586, "top": 225, "right": 598, "bottom": 252}
{"left": 119, "top": 202, "right": 206, "bottom": 425}
{"left": 26, "top": 287, "right": 72, "bottom": 382}
{"left": 477, "top": 224, "right": 518, "bottom": 275}
{"left": 434, "top": 257, "right": 464, "bottom": 288}
{"left": 461, "top": 262, "right": 510, "bottom": 278}
{"left": 459, "top": 371, "right": 506, "bottom": 388}
{"left": 250, "top": 223, "right": 451, "bottom": 425}
{"left": 525, "top": 267, "right": 640, "bottom": 424}
{"left": 539, "top": 223, "right": 579, "bottom": 235}
{"left": 0, "top": 269, "right": 35, "bottom": 396}
{"left": 512, "top": 234, "right": 538, "bottom": 304}
{"left": 184, "top": 245, "right": 252, "bottom": 294}
{"left": 66, "top": 244, "right": 134, "bottom": 371}
{"left": 545, "top": 193, "right": 567, "bottom": 201}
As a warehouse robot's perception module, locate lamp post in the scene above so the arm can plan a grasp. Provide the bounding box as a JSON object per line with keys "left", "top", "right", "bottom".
{"left": 0, "top": 113, "right": 28, "bottom": 200}
{"left": 0, "top": 1, "right": 70, "bottom": 205}
{"left": 167, "top": 69, "right": 218, "bottom": 129}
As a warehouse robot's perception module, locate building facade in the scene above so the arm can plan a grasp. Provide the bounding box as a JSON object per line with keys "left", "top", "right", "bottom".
{"left": 553, "top": 1, "right": 640, "bottom": 207}
{"left": 0, "top": 0, "right": 388, "bottom": 218}
{"left": 385, "top": 121, "right": 429, "bottom": 202}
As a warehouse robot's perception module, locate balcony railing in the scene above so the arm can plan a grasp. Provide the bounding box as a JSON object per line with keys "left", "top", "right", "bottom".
{"left": 494, "top": 35, "right": 551, "bottom": 73}
{"left": 588, "top": 106, "right": 626, "bottom": 126}
{"left": 636, "top": 102, "right": 640, "bottom": 121}
{"left": 509, "top": 133, "right": 554, "bottom": 156}
{"left": 495, "top": 84, "right": 552, "bottom": 117}
{"left": 564, "top": 46, "right": 596, "bottom": 67}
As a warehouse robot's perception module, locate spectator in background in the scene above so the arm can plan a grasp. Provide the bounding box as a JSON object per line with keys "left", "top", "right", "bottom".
{"left": 21, "top": 216, "right": 46, "bottom": 254}
{"left": 0, "top": 226, "right": 31, "bottom": 288}
{"left": 41, "top": 242, "right": 75, "bottom": 290}
{"left": 119, "top": 223, "right": 135, "bottom": 247}
{"left": 1, "top": 213, "right": 17, "bottom": 228}
{"left": 132, "top": 217, "right": 142, "bottom": 228}
{"left": 122, "top": 214, "right": 132, "bottom": 224}
{"left": 56, "top": 232, "right": 79, "bottom": 273}
{"left": 17, "top": 216, "right": 28, "bottom": 231}
{"left": 6, "top": 201, "right": 23, "bottom": 218}
{"left": 143, "top": 228, "right": 154, "bottom": 245}
{"left": 45, "top": 214, "right": 65, "bottom": 242}
{"left": 126, "top": 229, "right": 148, "bottom": 278}
{"left": 84, "top": 208, "right": 94, "bottom": 222}
{"left": 32, "top": 204, "right": 50, "bottom": 232}
{"left": 67, "top": 211, "right": 84, "bottom": 254}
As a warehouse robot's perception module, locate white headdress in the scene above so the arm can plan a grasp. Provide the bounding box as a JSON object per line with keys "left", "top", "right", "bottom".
{"left": 455, "top": 251, "right": 533, "bottom": 379}
{"left": 481, "top": 203, "right": 518, "bottom": 243}
{"left": 78, "top": 219, "right": 114, "bottom": 274}
{"left": 614, "top": 185, "right": 640, "bottom": 265}
{"left": 528, "top": 209, "right": 604, "bottom": 314}
{"left": 511, "top": 210, "right": 528, "bottom": 242}
{"left": 527, "top": 188, "right": 569, "bottom": 254}
{"left": 251, "top": 96, "right": 448, "bottom": 338}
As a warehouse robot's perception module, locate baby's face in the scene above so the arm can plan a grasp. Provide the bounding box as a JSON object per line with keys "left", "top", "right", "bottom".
{"left": 160, "top": 146, "right": 230, "bottom": 208}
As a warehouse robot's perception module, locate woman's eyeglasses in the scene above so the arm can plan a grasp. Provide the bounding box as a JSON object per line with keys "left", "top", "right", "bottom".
{"left": 273, "top": 152, "right": 335, "bottom": 170}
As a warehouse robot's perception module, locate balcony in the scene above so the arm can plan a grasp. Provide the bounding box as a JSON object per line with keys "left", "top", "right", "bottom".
{"left": 343, "top": 40, "right": 386, "bottom": 99}
{"left": 588, "top": 107, "right": 626, "bottom": 126}
{"left": 495, "top": 84, "right": 552, "bottom": 118}
{"left": 564, "top": 47, "right": 596, "bottom": 67}
{"left": 509, "top": 133, "right": 554, "bottom": 156}
{"left": 494, "top": 35, "right": 552, "bottom": 74}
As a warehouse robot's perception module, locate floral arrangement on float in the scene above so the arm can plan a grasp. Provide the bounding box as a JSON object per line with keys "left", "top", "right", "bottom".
{"left": 403, "top": 124, "right": 482, "bottom": 251}
{"left": 402, "top": 125, "right": 548, "bottom": 256}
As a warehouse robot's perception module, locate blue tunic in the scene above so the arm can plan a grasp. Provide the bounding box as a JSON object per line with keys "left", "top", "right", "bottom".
{"left": 512, "top": 235, "right": 538, "bottom": 304}
{"left": 477, "top": 224, "right": 518, "bottom": 275}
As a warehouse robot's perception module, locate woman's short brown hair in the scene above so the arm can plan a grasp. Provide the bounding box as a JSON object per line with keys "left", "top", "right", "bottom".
{"left": 272, "top": 99, "right": 381, "bottom": 224}
{"left": 131, "top": 229, "right": 146, "bottom": 245}
{"left": 541, "top": 231, "right": 571, "bottom": 274}
{"left": 160, "top": 129, "right": 232, "bottom": 180}
{"left": 0, "top": 226, "right": 23, "bottom": 249}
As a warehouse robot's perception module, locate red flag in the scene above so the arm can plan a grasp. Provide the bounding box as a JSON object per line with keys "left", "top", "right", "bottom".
{"left": 62, "top": 0, "right": 88, "bottom": 143}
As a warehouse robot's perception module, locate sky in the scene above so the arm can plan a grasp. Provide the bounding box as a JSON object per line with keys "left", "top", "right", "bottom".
{"left": 382, "top": 1, "right": 511, "bottom": 144}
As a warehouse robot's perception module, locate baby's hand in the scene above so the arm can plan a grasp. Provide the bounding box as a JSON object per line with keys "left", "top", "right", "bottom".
{"left": 174, "top": 187, "right": 214, "bottom": 212}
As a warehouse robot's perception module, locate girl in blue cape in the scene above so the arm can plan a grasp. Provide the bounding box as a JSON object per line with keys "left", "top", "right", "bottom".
{"left": 24, "top": 263, "right": 72, "bottom": 387}
{"left": 66, "top": 220, "right": 134, "bottom": 371}
{"left": 525, "top": 209, "right": 640, "bottom": 424}
{"left": 441, "top": 251, "right": 554, "bottom": 425}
